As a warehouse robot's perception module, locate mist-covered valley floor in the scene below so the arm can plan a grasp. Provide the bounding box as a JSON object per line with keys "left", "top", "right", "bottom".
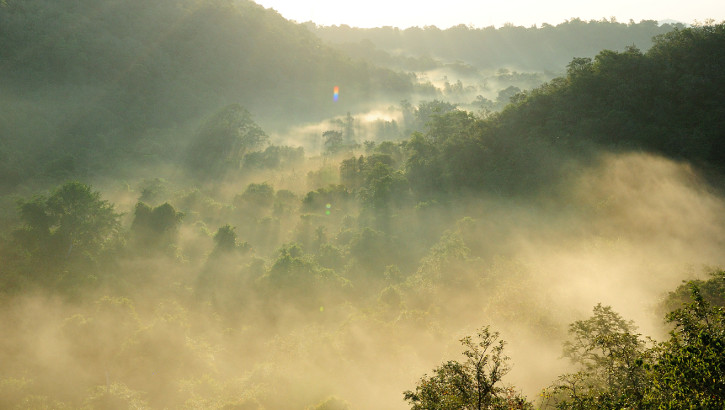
{"left": 1, "top": 1, "right": 725, "bottom": 408}
{"left": 3, "top": 149, "right": 724, "bottom": 409}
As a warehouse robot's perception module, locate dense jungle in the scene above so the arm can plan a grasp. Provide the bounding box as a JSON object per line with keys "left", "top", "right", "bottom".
{"left": 1, "top": 0, "right": 724, "bottom": 408}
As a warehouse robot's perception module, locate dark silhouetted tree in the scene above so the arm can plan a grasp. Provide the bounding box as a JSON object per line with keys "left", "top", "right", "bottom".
{"left": 323, "top": 130, "right": 344, "bottom": 155}
{"left": 131, "top": 202, "right": 184, "bottom": 253}
{"left": 186, "top": 104, "right": 268, "bottom": 177}
{"left": 14, "top": 181, "right": 120, "bottom": 267}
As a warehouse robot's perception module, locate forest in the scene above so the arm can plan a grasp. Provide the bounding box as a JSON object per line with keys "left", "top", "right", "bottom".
{"left": 309, "top": 18, "right": 685, "bottom": 71}
{"left": 1, "top": 0, "right": 724, "bottom": 408}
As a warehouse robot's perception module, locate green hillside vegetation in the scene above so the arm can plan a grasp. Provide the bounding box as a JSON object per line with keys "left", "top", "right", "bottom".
{"left": 402, "top": 23, "right": 725, "bottom": 197}
{"left": 0, "top": 0, "right": 421, "bottom": 191}
{"left": 310, "top": 20, "right": 689, "bottom": 118}
{"left": 0, "top": 2, "right": 724, "bottom": 407}
{"left": 310, "top": 19, "right": 685, "bottom": 72}
{"left": 406, "top": 276, "right": 725, "bottom": 409}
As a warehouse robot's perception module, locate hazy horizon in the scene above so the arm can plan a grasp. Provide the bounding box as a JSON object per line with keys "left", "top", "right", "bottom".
{"left": 254, "top": 0, "right": 724, "bottom": 29}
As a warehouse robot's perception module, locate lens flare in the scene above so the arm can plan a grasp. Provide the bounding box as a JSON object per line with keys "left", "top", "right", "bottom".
{"left": 333, "top": 86, "right": 339, "bottom": 102}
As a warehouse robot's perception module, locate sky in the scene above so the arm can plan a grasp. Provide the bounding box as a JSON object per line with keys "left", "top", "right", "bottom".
{"left": 254, "top": 0, "right": 725, "bottom": 29}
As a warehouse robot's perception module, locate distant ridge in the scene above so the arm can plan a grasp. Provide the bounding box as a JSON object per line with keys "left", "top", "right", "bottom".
{"left": 659, "top": 19, "right": 687, "bottom": 26}
{"left": 310, "top": 19, "right": 684, "bottom": 71}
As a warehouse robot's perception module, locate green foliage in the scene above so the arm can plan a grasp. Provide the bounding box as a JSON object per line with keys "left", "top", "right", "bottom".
{"left": 1, "top": 9, "right": 725, "bottom": 410}
{"left": 323, "top": 130, "right": 344, "bottom": 155}
{"left": 549, "top": 304, "right": 650, "bottom": 408}
{"left": 374, "top": 141, "right": 404, "bottom": 163}
{"left": 186, "top": 104, "right": 268, "bottom": 177}
{"left": 411, "top": 100, "right": 458, "bottom": 132}
{"left": 359, "top": 162, "right": 409, "bottom": 211}
{"left": 339, "top": 156, "right": 365, "bottom": 189}
{"left": 45, "top": 182, "right": 120, "bottom": 253}
{"left": 404, "top": 132, "right": 444, "bottom": 197}
{"left": 265, "top": 244, "right": 320, "bottom": 286}
{"left": 213, "top": 224, "right": 245, "bottom": 253}
{"left": 174, "top": 188, "right": 228, "bottom": 224}
{"left": 302, "top": 185, "right": 353, "bottom": 214}
{"left": 394, "top": 23, "right": 725, "bottom": 199}
{"left": 340, "top": 153, "right": 398, "bottom": 189}
{"left": 646, "top": 284, "right": 725, "bottom": 408}
{"left": 544, "top": 277, "right": 725, "bottom": 409}
{"left": 660, "top": 269, "right": 725, "bottom": 315}
{"left": 414, "top": 231, "right": 470, "bottom": 282}
{"left": 337, "top": 153, "right": 411, "bottom": 213}
{"left": 131, "top": 202, "right": 184, "bottom": 253}
{"left": 403, "top": 106, "right": 497, "bottom": 197}
{"left": 404, "top": 326, "right": 531, "bottom": 410}
{"left": 505, "top": 24, "right": 725, "bottom": 166}
{"left": 312, "top": 19, "right": 681, "bottom": 72}
{"left": 0, "top": 0, "right": 419, "bottom": 187}
{"left": 259, "top": 244, "right": 349, "bottom": 310}
{"left": 401, "top": 228, "right": 481, "bottom": 315}
{"left": 243, "top": 145, "right": 304, "bottom": 170}
{"left": 14, "top": 181, "right": 120, "bottom": 269}
{"left": 235, "top": 183, "right": 275, "bottom": 211}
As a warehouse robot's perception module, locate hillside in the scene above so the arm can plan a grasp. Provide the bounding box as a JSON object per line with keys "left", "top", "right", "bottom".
{"left": 401, "top": 23, "right": 725, "bottom": 198}
{"left": 0, "top": 0, "right": 419, "bottom": 190}
{"left": 0, "top": 2, "right": 724, "bottom": 407}
{"left": 309, "top": 19, "right": 685, "bottom": 72}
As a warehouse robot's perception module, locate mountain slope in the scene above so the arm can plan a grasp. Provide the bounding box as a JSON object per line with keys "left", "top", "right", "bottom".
{"left": 402, "top": 23, "right": 725, "bottom": 197}
{"left": 309, "top": 19, "right": 684, "bottom": 72}
{"left": 0, "top": 0, "right": 417, "bottom": 189}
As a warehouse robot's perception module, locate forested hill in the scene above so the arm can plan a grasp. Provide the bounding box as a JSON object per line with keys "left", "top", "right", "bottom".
{"left": 309, "top": 19, "right": 685, "bottom": 71}
{"left": 0, "top": 0, "right": 418, "bottom": 189}
{"left": 403, "top": 23, "right": 725, "bottom": 197}
{"left": 1, "top": 15, "right": 724, "bottom": 408}
{"left": 0, "top": 0, "right": 416, "bottom": 122}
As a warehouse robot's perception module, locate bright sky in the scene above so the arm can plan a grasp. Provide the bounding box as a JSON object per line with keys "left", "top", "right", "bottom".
{"left": 254, "top": 0, "right": 725, "bottom": 28}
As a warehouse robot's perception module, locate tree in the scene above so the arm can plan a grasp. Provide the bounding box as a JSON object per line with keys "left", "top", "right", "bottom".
{"left": 548, "top": 304, "right": 650, "bottom": 409}
{"left": 660, "top": 269, "right": 725, "bottom": 314}
{"left": 14, "top": 181, "right": 120, "bottom": 266}
{"left": 258, "top": 243, "right": 349, "bottom": 311}
{"left": 413, "top": 100, "right": 458, "bottom": 132}
{"left": 404, "top": 326, "right": 531, "bottom": 410}
{"left": 495, "top": 85, "right": 522, "bottom": 109}
{"left": 339, "top": 156, "right": 364, "bottom": 189}
{"left": 130, "top": 202, "right": 184, "bottom": 252}
{"left": 404, "top": 132, "right": 443, "bottom": 197}
{"left": 646, "top": 284, "right": 725, "bottom": 408}
{"left": 234, "top": 182, "right": 275, "bottom": 219}
{"left": 214, "top": 224, "right": 239, "bottom": 252}
{"left": 323, "top": 130, "right": 343, "bottom": 155}
{"left": 565, "top": 57, "right": 593, "bottom": 78}
{"left": 243, "top": 145, "right": 304, "bottom": 169}
{"left": 358, "top": 162, "right": 409, "bottom": 211}
{"left": 186, "top": 104, "right": 268, "bottom": 177}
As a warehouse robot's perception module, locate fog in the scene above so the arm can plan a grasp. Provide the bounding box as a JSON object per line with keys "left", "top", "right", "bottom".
{"left": 2, "top": 147, "right": 723, "bottom": 408}
{"left": 1, "top": 2, "right": 723, "bottom": 408}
